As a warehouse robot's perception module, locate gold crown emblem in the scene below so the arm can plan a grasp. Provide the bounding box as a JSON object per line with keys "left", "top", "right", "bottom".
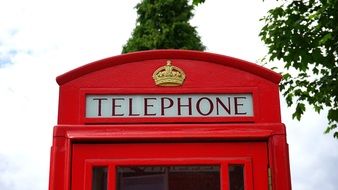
{"left": 152, "top": 60, "right": 186, "bottom": 86}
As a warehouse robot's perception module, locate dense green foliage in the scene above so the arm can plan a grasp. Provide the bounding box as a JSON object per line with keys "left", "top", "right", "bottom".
{"left": 260, "top": 0, "right": 338, "bottom": 138}
{"left": 122, "top": 0, "right": 205, "bottom": 53}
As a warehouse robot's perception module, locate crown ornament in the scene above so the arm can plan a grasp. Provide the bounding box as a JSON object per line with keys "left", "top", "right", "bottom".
{"left": 153, "top": 60, "right": 186, "bottom": 86}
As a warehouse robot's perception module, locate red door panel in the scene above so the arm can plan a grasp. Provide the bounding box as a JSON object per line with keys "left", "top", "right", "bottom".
{"left": 72, "top": 142, "right": 268, "bottom": 190}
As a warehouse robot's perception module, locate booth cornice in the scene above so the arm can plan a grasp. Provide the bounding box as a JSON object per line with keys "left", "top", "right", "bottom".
{"left": 56, "top": 50, "right": 281, "bottom": 85}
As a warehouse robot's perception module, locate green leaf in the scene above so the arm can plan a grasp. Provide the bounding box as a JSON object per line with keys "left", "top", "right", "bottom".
{"left": 313, "top": 104, "right": 323, "bottom": 113}
{"left": 283, "top": 73, "right": 292, "bottom": 80}
{"left": 192, "top": 0, "right": 205, "bottom": 6}
{"left": 292, "top": 103, "right": 306, "bottom": 121}
{"left": 328, "top": 109, "right": 338, "bottom": 122}
{"left": 313, "top": 67, "right": 319, "bottom": 74}
{"left": 319, "top": 33, "right": 332, "bottom": 45}
{"left": 286, "top": 93, "right": 294, "bottom": 106}
{"left": 324, "top": 124, "right": 337, "bottom": 134}
{"left": 334, "top": 131, "right": 338, "bottom": 139}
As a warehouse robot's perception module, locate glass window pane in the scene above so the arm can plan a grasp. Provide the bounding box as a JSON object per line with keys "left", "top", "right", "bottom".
{"left": 92, "top": 167, "right": 108, "bottom": 190}
{"left": 117, "top": 166, "right": 220, "bottom": 190}
{"left": 228, "top": 165, "right": 244, "bottom": 190}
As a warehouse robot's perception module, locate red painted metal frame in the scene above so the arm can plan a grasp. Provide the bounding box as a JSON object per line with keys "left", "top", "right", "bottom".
{"left": 55, "top": 50, "right": 282, "bottom": 124}
{"left": 49, "top": 50, "right": 291, "bottom": 190}
{"left": 71, "top": 132, "right": 267, "bottom": 190}
{"left": 79, "top": 152, "right": 255, "bottom": 190}
{"left": 56, "top": 50, "right": 281, "bottom": 86}
{"left": 50, "top": 124, "right": 291, "bottom": 190}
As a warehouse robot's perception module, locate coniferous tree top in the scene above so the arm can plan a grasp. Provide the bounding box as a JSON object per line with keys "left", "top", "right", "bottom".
{"left": 122, "top": 0, "right": 205, "bottom": 53}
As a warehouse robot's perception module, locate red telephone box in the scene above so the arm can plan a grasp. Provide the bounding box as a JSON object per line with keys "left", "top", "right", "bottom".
{"left": 49, "top": 50, "right": 291, "bottom": 190}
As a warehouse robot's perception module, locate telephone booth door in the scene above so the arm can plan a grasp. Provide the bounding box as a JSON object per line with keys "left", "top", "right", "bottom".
{"left": 72, "top": 142, "right": 268, "bottom": 190}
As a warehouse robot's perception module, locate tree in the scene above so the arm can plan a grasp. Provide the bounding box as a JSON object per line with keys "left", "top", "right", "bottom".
{"left": 260, "top": 0, "right": 338, "bottom": 138}
{"left": 122, "top": 0, "right": 205, "bottom": 53}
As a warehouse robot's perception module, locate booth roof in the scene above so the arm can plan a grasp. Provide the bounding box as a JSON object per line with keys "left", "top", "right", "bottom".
{"left": 56, "top": 50, "right": 281, "bottom": 85}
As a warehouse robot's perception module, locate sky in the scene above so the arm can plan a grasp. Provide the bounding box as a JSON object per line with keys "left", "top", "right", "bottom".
{"left": 0, "top": 0, "right": 337, "bottom": 190}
